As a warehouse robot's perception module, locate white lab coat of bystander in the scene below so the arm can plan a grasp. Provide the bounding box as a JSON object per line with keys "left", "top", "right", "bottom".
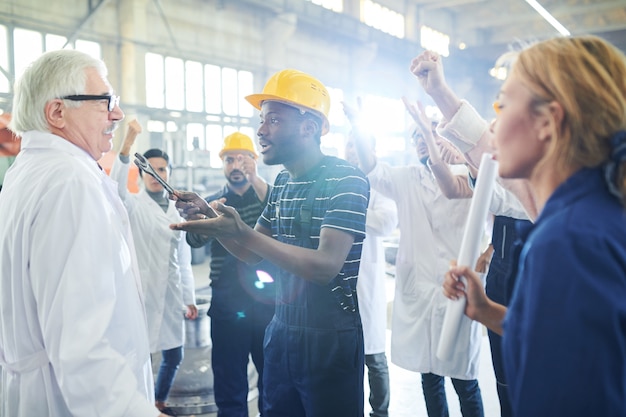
{"left": 358, "top": 189, "right": 398, "bottom": 354}
{"left": 368, "top": 161, "right": 483, "bottom": 379}
{"left": 110, "top": 158, "right": 196, "bottom": 351}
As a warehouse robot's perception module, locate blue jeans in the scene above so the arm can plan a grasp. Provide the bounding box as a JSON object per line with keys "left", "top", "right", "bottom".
{"left": 421, "top": 373, "right": 484, "bottom": 417}
{"left": 154, "top": 346, "right": 184, "bottom": 402}
{"left": 365, "top": 353, "right": 390, "bottom": 417}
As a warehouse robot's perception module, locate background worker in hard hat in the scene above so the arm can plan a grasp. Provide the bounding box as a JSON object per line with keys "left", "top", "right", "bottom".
{"left": 171, "top": 69, "right": 370, "bottom": 417}
{"left": 185, "top": 132, "right": 276, "bottom": 417}
{"left": 110, "top": 120, "right": 198, "bottom": 416}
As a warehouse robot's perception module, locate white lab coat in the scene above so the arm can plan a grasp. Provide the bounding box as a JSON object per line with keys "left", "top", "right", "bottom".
{"left": 437, "top": 100, "right": 531, "bottom": 221}
{"left": 110, "top": 156, "right": 195, "bottom": 352}
{"left": 368, "top": 161, "right": 483, "bottom": 380}
{"left": 357, "top": 190, "right": 398, "bottom": 355}
{"left": 0, "top": 131, "right": 158, "bottom": 417}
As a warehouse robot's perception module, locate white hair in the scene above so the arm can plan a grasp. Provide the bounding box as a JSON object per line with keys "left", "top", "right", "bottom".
{"left": 9, "top": 49, "right": 108, "bottom": 135}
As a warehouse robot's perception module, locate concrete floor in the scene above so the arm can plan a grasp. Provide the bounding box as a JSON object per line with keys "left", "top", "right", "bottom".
{"left": 170, "top": 256, "right": 501, "bottom": 417}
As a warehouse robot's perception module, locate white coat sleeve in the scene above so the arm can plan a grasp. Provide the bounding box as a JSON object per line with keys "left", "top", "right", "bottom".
{"left": 109, "top": 154, "right": 135, "bottom": 212}
{"left": 437, "top": 100, "right": 491, "bottom": 168}
{"left": 490, "top": 182, "right": 531, "bottom": 220}
{"left": 178, "top": 232, "right": 196, "bottom": 306}
{"left": 367, "top": 162, "right": 405, "bottom": 203}
{"left": 366, "top": 192, "right": 398, "bottom": 238}
{"left": 438, "top": 100, "right": 538, "bottom": 221}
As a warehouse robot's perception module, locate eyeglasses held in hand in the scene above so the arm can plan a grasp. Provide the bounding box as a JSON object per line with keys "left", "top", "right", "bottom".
{"left": 61, "top": 94, "right": 120, "bottom": 112}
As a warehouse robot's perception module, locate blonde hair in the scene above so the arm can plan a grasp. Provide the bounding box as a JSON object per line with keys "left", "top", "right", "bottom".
{"left": 511, "top": 35, "right": 626, "bottom": 206}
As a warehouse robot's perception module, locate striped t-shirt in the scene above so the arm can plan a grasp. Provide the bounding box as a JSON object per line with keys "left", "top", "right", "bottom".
{"left": 257, "top": 156, "right": 369, "bottom": 312}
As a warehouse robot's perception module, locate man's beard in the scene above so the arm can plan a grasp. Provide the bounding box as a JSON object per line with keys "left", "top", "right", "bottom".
{"left": 228, "top": 171, "right": 248, "bottom": 187}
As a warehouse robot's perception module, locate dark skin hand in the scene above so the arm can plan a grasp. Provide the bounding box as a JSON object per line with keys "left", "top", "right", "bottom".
{"left": 172, "top": 199, "right": 248, "bottom": 239}
{"left": 172, "top": 190, "right": 218, "bottom": 220}
{"left": 171, "top": 189, "right": 355, "bottom": 286}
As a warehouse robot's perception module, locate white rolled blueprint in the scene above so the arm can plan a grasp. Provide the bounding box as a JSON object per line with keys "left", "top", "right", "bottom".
{"left": 436, "top": 153, "right": 498, "bottom": 361}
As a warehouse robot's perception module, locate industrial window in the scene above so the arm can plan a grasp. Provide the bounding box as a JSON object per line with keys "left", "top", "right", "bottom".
{"left": 221, "top": 67, "right": 238, "bottom": 116}
{"left": 145, "top": 53, "right": 254, "bottom": 119}
{"left": 145, "top": 53, "right": 165, "bottom": 108}
{"left": 8, "top": 27, "right": 102, "bottom": 90}
{"left": 165, "top": 57, "right": 185, "bottom": 110}
{"left": 204, "top": 64, "right": 222, "bottom": 114}
{"left": 360, "top": 0, "right": 405, "bottom": 39}
{"left": 13, "top": 28, "right": 43, "bottom": 80}
{"left": 308, "top": 0, "right": 343, "bottom": 13}
{"left": 45, "top": 34, "right": 67, "bottom": 51}
{"left": 74, "top": 40, "right": 101, "bottom": 59}
{"left": 186, "top": 122, "right": 205, "bottom": 152}
{"left": 185, "top": 61, "right": 204, "bottom": 112}
{"left": 420, "top": 25, "right": 450, "bottom": 57}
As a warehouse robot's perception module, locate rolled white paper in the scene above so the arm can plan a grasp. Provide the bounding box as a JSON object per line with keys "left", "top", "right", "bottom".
{"left": 436, "top": 153, "right": 498, "bottom": 361}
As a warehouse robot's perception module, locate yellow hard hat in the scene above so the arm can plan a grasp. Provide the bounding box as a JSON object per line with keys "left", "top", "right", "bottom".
{"left": 245, "top": 69, "right": 331, "bottom": 135}
{"left": 219, "top": 132, "right": 258, "bottom": 159}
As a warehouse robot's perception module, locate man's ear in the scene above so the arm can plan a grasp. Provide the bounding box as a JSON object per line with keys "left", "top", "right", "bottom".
{"left": 46, "top": 99, "right": 66, "bottom": 129}
{"left": 537, "top": 100, "right": 564, "bottom": 142}
{"left": 301, "top": 117, "right": 320, "bottom": 138}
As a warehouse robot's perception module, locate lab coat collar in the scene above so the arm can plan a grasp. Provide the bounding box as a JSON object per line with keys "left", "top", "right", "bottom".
{"left": 21, "top": 130, "right": 101, "bottom": 170}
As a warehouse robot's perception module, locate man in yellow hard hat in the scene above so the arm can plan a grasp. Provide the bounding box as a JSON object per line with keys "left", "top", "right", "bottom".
{"left": 172, "top": 69, "right": 370, "bottom": 417}
{"left": 185, "top": 132, "right": 276, "bottom": 417}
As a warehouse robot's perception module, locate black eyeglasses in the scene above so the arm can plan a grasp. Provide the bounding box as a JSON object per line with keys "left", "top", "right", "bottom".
{"left": 61, "top": 94, "right": 120, "bottom": 112}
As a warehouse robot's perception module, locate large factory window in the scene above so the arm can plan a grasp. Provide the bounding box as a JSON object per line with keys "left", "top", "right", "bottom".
{"left": 308, "top": 0, "right": 343, "bottom": 13}
{"left": 165, "top": 57, "right": 185, "bottom": 110}
{"left": 185, "top": 61, "right": 204, "bottom": 112}
{"left": 13, "top": 28, "right": 43, "bottom": 79}
{"left": 144, "top": 52, "right": 256, "bottom": 171}
{"left": 204, "top": 64, "right": 222, "bottom": 114}
{"left": 145, "top": 53, "right": 254, "bottom": 121}
{"left": 360, "top": 0, "right": 404, "bottom": 39}
{"left": 146, "top": 53, "right": 165, "bottom": 108}
{"left": 420, "top": 25, "right": 450, "bottom": 58}
{"left": 11, "top": 28, "right": 101, "bottom": 82}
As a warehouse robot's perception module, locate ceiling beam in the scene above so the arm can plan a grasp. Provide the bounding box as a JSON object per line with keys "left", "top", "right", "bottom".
{"left": 456, "top": 0, "right": 626, "bottom": 31}
{"left": 63, "top": 0, "right": 111, "bottom": 48}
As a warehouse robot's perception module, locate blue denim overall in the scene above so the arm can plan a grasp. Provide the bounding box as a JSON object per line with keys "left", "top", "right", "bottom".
{"left": 261, "top": 173, "right": 365, "bottom": 416}
{"left": 485, "top": 215, "right": 531, "bottom": 417}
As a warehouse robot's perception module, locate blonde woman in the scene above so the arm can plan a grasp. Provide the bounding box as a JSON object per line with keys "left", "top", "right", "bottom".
{"left": 443, "top": 35, "right": 626, "bottom": 417}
